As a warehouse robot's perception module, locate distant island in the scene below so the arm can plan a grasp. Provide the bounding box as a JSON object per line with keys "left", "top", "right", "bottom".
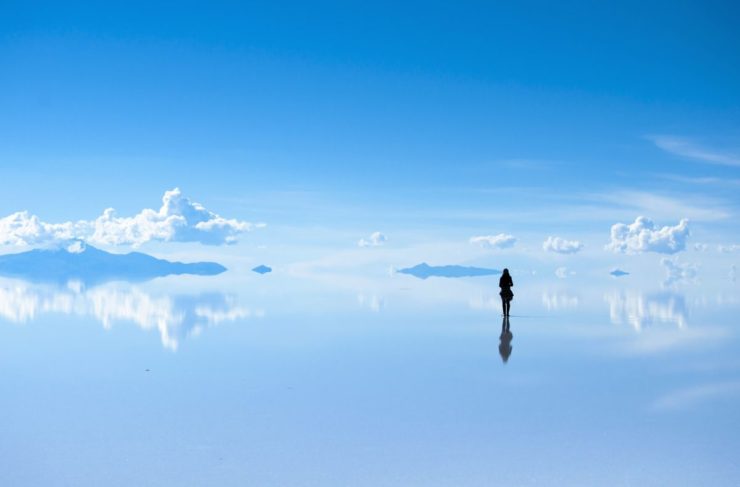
{"left": 610, "top": 268, "right": 630, "bottom": 277}
{"left": 0, "top": 242, "right": 226, "bottom": 285}
{"left": 398, "top": 262, "right": 500, "bottom": 279}
{"left": 252, "top": 265, "right": 272, "bottom": 274}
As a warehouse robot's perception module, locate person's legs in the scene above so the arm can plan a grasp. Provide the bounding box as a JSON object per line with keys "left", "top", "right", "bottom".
{"left": 501, "top": 296, "right": 507, "bottom": 316}
{"left": 505, "top": 299, "right": 511, "bottom": 316}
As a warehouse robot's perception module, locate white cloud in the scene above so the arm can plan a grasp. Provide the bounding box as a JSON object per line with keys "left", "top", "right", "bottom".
{"left": 649, "top": 135, "right": 740, "bottom": 167}
{"left": 693, "top": 243, "right": 709, "bottom": 252}
{"left": 470, "top": 233, "right": 516, "bottom": 249}
{"left": 606, "top": 216, "right": 689, "bottom": 254}
{"left": 542, "top": 236, "right": 583, "bottom": 254}
{"left": 730, "top": 265, "right": 736, "bottom": 283}
{"left": 0, "top": 188, "right": 261, "bottom": 248}
{"left": 555, "top": 266, "right": 575, "bottom": 279}
{"left": 0, "top": 212, "right": 81, "bottom": 247}
{"left": 88, "top": 188, "right": 260, "bottom": 246}
{"left": 358, "top": 231, "right": 387, "bottom": 247}
{"left": 661, "top": 258, "right": 697, "bottom": 286}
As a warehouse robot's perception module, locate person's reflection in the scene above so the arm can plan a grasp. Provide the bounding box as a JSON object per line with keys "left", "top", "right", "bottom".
{"left": 499, "top": 316, "right": 512, "bottom": 363}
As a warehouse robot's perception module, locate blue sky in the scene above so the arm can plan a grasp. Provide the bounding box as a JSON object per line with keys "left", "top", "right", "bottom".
{"left": 2, "top": 8, "right": 740, "bottom": 479}
{"left": 1, "top": 1, "right": 739, "bottom": 280}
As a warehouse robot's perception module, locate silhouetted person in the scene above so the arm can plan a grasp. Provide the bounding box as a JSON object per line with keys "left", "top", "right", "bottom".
{"left": 499, "top": 316, "right": 512, "bottom": 363}
{"left": 499, "top": 268, "right": 513, "bottom": 316}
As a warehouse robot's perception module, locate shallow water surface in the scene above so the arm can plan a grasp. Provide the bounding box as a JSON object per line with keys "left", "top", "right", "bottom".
{"left": 1, "top": 271, "right": 739, "bottom": 486}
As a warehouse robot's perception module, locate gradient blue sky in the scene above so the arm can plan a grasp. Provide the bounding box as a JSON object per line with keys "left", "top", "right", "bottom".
{"left": 1, "top": 1, "right": 739, "bottom": 277}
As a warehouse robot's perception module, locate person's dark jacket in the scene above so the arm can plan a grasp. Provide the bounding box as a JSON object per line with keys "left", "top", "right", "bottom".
{"left": 499, "top": 274, "right": 513, "bottom": 300}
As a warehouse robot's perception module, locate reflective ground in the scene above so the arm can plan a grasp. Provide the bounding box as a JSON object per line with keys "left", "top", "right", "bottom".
{"left": 1, "top": 270, "right": 739, "bottom": 486}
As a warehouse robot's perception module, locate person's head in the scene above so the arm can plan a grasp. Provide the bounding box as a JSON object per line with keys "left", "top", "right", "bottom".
{"left": 503, "top": 268, "right": 510, "bottom": 276}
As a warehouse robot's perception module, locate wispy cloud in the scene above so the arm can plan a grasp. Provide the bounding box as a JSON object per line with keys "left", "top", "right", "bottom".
{"left": 649, "top": 135, "right": 740, "bottom": 167}
{"left": 595, "top": 191, "right": 730, "bottom": 222}
{"left": 656, "top": 174, "right": 740, "bottom": 186}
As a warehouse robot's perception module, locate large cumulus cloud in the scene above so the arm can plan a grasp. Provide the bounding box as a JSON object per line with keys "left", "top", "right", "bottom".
{"left": 0, "top": 188, "right": 261, "bottom": 247}
{"left": 0, "top": 212, "right": 80, "bottom": 246}
{"left": 606, "top": 216, "right": 689, "bottom": 254}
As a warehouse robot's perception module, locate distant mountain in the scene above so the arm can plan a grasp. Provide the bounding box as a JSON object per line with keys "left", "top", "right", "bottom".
{"left": 398, "top": 262, "right": 500, "bottom": 279}
{"left": 0, "top": 242, "right": 226, "bottom": 285}
{"left": 610, "top": 269, "right": 630, "bottom": 277}
{"left": 252, "top": 265, "right": 272, "bottom": 274}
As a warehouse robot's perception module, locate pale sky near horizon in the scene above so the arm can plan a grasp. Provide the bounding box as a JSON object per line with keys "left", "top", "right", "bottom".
{"left": 1, "top": 1, "right": 739, "bottom": 282}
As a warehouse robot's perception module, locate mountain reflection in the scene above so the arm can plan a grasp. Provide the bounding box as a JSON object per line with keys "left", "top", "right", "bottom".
{"left": 0, "top": 278, "right": 261, "bottom": 350}
{"left": 605, "top": 291, "right": 687, "bottom": 331}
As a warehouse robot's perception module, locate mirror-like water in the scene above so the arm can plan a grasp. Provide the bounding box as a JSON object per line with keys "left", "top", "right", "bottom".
{"left": 1, "top": 272, "right": 739, "bottom": 486}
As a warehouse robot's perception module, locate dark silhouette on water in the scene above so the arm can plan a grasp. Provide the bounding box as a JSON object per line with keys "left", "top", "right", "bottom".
{"left": 499, "top": 316, "right": 512, "bottom": 363}
{"left": 499, "top": 268, "right": 513, "bottom": 316}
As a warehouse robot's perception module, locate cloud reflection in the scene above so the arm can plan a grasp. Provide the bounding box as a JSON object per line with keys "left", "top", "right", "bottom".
{"left": 541, "top": 291, "right": 579, "bottom": 311}
{"left": 357, "top": 293, "right": 385, "bottom": 312}
{"left": 605, "top": 291, "right": 688, "bottom": 331}
{"left": 0, "top": 279, "right": 261, "bottom": 350}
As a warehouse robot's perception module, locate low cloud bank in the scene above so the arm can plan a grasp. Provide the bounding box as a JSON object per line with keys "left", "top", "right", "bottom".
{"left": 0, "top": 188, "right": 261, "bottom": 248}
